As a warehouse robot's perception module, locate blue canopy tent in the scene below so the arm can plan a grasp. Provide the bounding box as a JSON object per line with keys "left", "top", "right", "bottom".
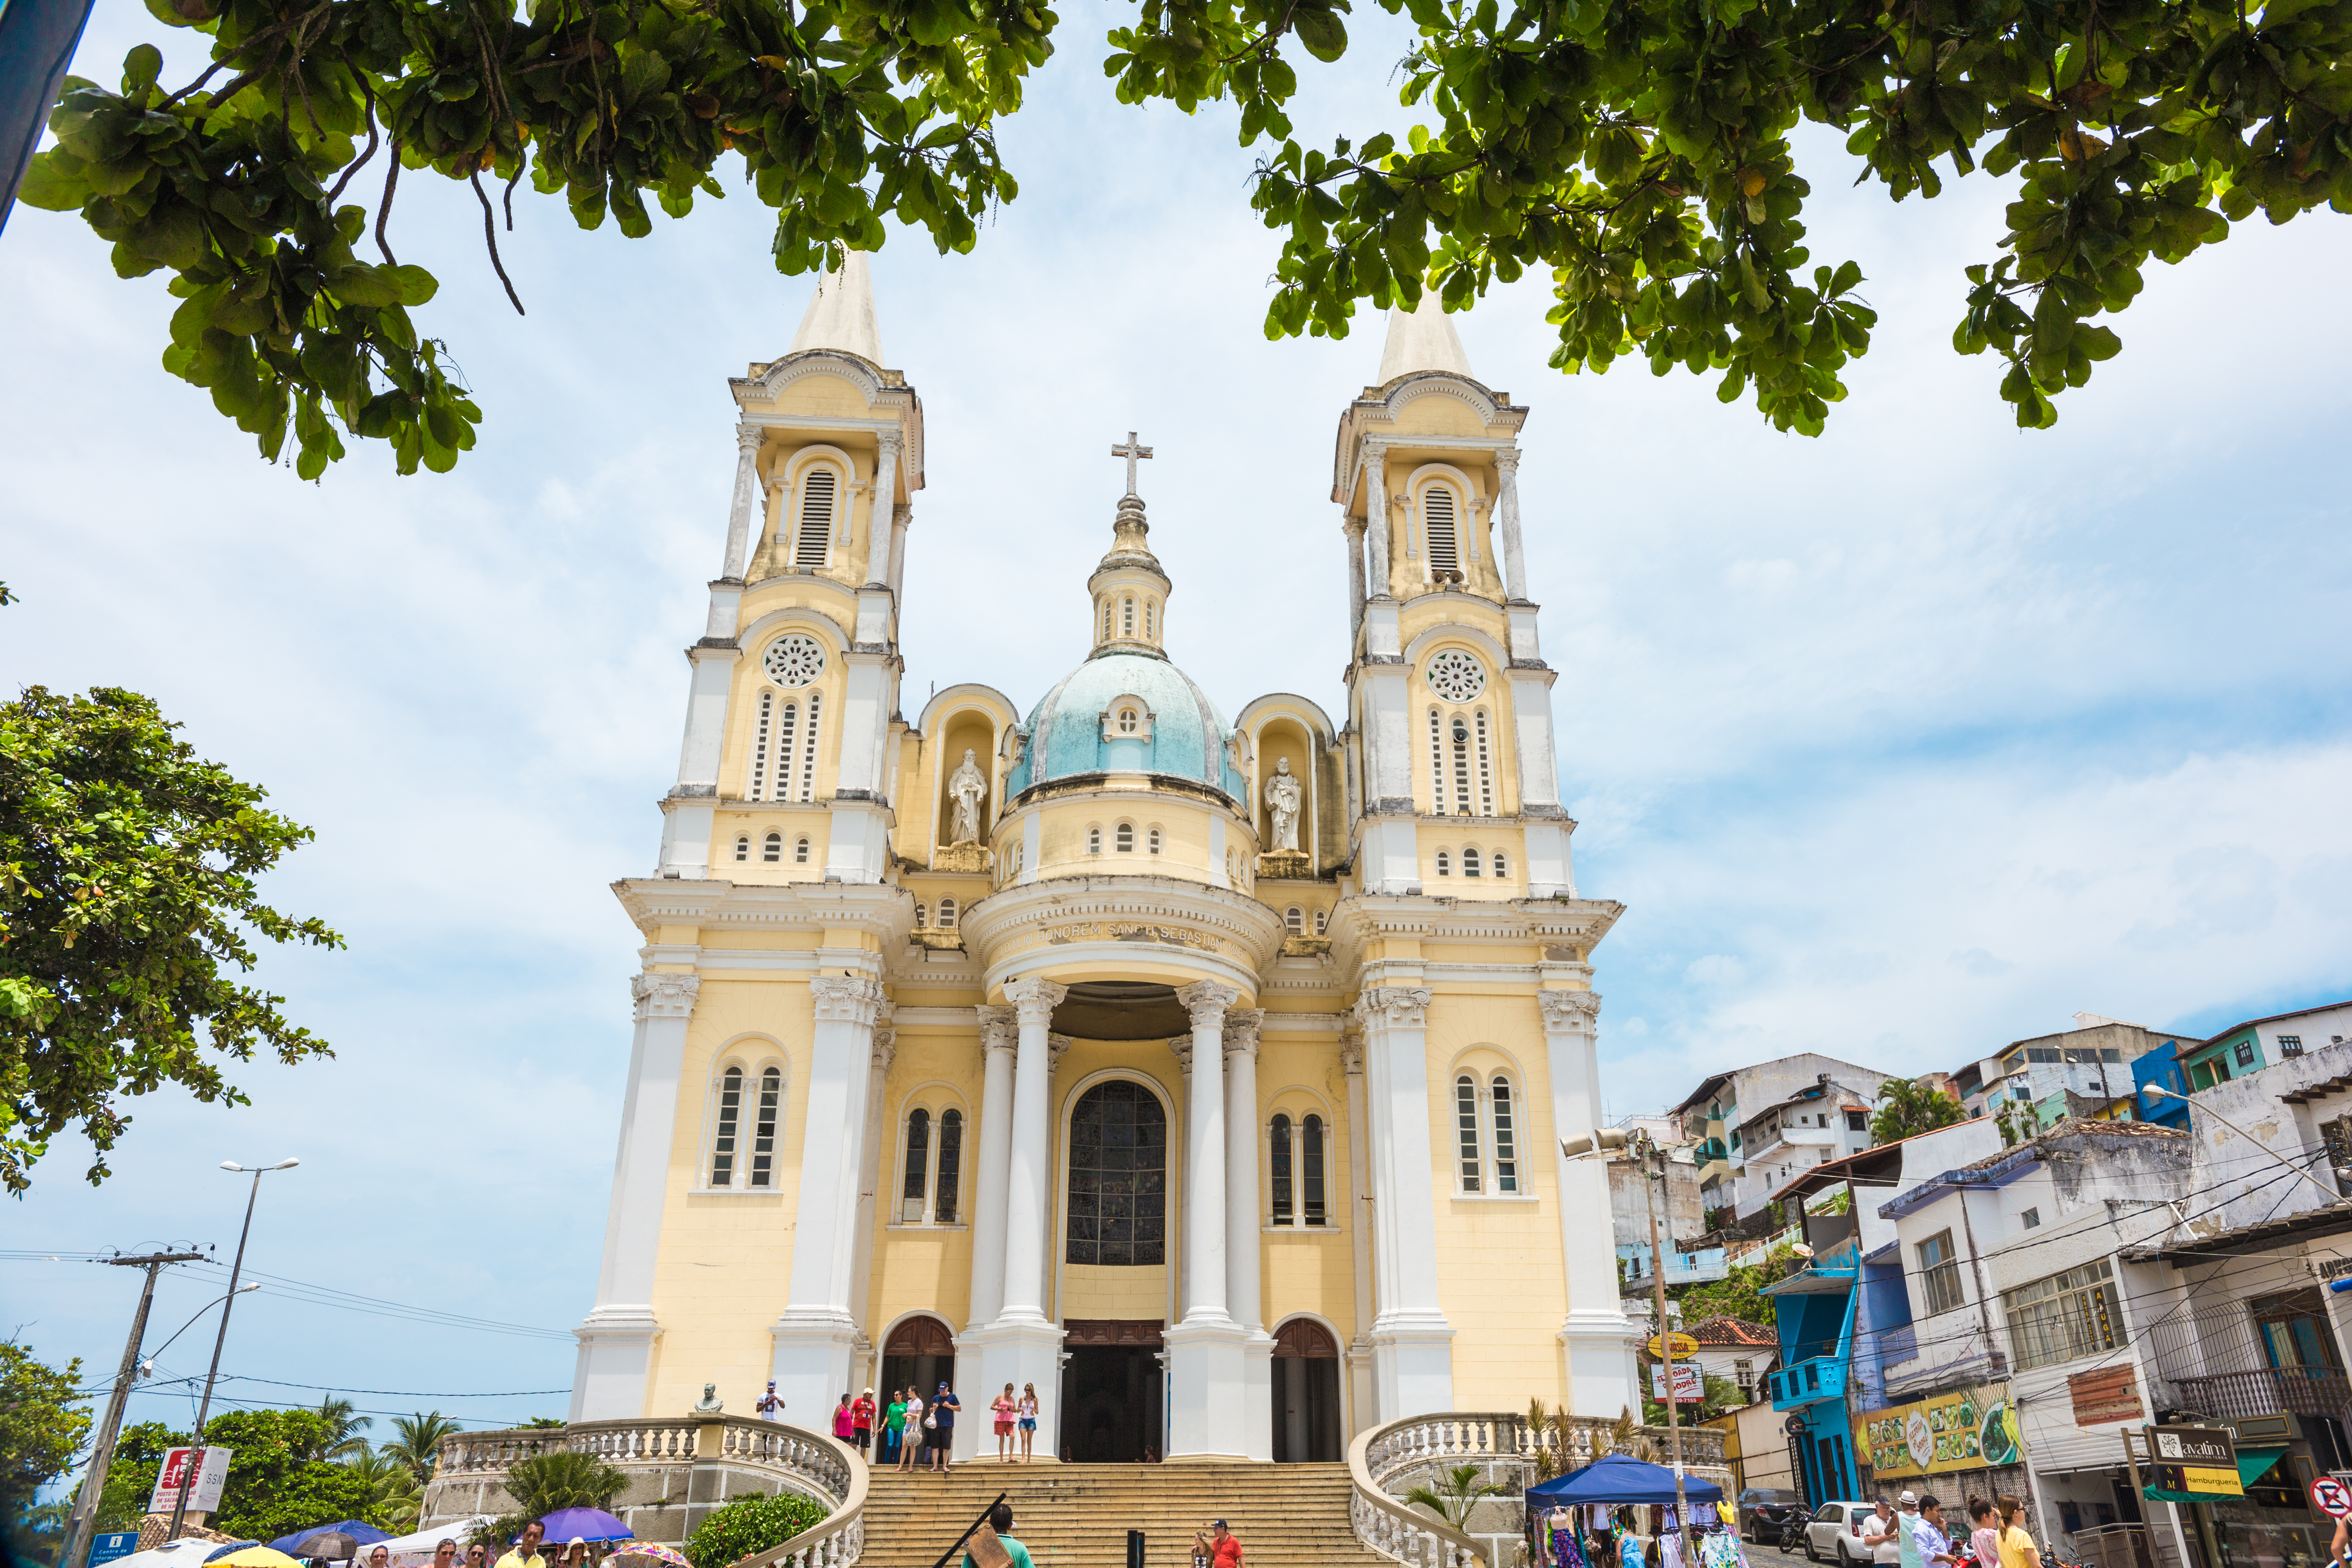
{"left": 1527, "top": 1454, "right": 1726, "bottom": 1506}
{"left": 269, "top": 1523, "right": 393, "bottom": 1557}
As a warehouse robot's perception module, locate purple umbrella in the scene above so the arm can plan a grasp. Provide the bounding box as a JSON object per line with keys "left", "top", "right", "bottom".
{"left": 533, "top": 1511, "right": 631, "bottom": 1545}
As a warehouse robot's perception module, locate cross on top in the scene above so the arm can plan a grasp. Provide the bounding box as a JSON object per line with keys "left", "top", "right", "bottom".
{"left": 1112, "top": 431, "right": 1153, "bottom": 498}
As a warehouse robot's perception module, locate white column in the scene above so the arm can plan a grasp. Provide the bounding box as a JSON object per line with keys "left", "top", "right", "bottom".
{"left": 965, "top": 1007, "right": 1017, "bottom": 1329}
{"left": 1343, "top": 515, "right": 1368, "bottom": 646}
{"left": 1167, "top": 981, "right": 1248, "bottom": 1457}
{"left": 720, "top": 422, "right": 764, "bottom": 583}
{"left": 865, "top": 432, "right": 900, "bottom": 587}
{"left": 1361, "top": 442, "right": 1391, "bottom": 597}
{"left": 1496, "top": 446, "right": 1528, "bottom": 602}
{"left": 848, "top": 1022, "right": 895, "bottom": 1392}
{"left": 771, "top": 975, "right": 886, "bottom": 1415}
{"left": 1340, "top": 1033, "right": 1380, "bottom": 1434}
{"left": 1541, "top": 989, "right": 1636, "bottom": 1416}
{"left": 657, "top": 645, "right": 741, "bottom": 878}
{"left": 1224, "top": 1009, "right": 1276, "bottom": 1460}
{"left": 887, "top": 504, "right": 913, "bottom": 599}
{"left": 1355, "top": 986, "right": 1455, "bottom": 1417}
{"left": 573, "top": 972, "right": 700, "bottom": 1420}
{"left": 970, "top": 977, "right": 1067, "bottom": 1464}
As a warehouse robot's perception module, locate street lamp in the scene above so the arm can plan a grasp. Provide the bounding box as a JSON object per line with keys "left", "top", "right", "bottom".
{"left": 167, "top": 1158, "right": 299, "bottom": 1540}
{"left": 138, "top": 1284, "right": 263, "bottom": 1379}
{"left": 2141, "top": 1086, "right": 2343, "bottom": 1205}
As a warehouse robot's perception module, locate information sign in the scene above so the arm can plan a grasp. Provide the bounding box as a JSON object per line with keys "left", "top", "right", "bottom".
{"left": 89, "top": 1533, "right": 140, "bottom": 1566}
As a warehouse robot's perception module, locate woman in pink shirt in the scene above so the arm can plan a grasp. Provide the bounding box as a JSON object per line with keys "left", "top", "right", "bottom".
{"left": 992, "top": 1383, "right": 1020, "bottom": 1462}
{"left": 832, "top": 1394, "right": 856, "bottom": 1442}
{"left": 1966, "top": 1498, "right": 2001, "bottom": 1568}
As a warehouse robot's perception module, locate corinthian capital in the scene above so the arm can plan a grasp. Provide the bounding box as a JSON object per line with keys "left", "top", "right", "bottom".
{"left": 976, "top": 1004, "right": 1018, "bottom": 1054}
{"left": 1048, "top": 1034, "right": 1073, "bottom": 1076}
{"left": 1175, "top": 980, "right": 1241, "bottom": 1029}
{"left": 1004, "top": 975, "right": 1067, "bottom": 1027}
{"left": 1495, "top": 446, "right": 1521, "bottom": 476}
{"left": 1353, "top": 985, "right": 1431, "bottom": 1030}
{"left": 735, "top": 421, "right": 765, "bottom": 457}
{"left": 1536, "top": 988, "right": 1602, "bottom": 1032}
{"left": 1222, "top": 1008, "right": 1265, "bottom": 1058}
{"left": 871, "top": 1034, "right": 898, "bottom": 1074}
{"left": 877, "top": 428, "right": 904, "bottom": 457}
{"left": 809, "top": 974, "right": 886, "bottom": 1024}
{"left": 631, "top": 971, "right": 701, "bottom": 1022}
{"left": 1168, "top": 1036, "right": 1193, "bottom": 1072}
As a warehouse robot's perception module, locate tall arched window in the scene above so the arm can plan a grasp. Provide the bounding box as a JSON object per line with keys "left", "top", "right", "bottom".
{"left": 1115, "top": 822, "right": 1135, "bottom": 852}
{"left": 734, "top": 835, "right": 750, "bottom": 863}
{"left": 794, "top": 466, "right": 838, "bottom": 568}
{"left": 1449, "top": 712, "right": 1473, "bottom": 814}
{"left": 1270, "top": 1113, "right": 1295, "bottom": 1225}
{"left": 763, "top": 831, "right": 783, "bottom": 863}
{"left": 1122, "top": 596, "right": 1136, "bottom": 637}
{"left": 913, "top": 901, "right": 928, "bottom": 928}
{"left": 1302, "top": 1114, "right": 1328, "bottom": 1225}
{"left": 1434, "top": 849, "right": 1451, "bottom": 877}
{"left": 1455, "top": 1074, "right": 1483, "bottom": 1193}
{"left": 937, "top": 896, "right": 958, "bottom": 930}
{"left": 935, "top": 1109, "right": 963, "bottom": 1223}
{"left": 901, "top": 1109, "right": 930, "bottom": 1222}
{"left": 1427, "top": 708, "right": 1445, "bottom": 811}
{"left": 1103, "top": 601, "right": 1115, "bottom": 641}
{"left": 1088, "top": 825, "right": 1103, "bottom": 854}
{"left": 1144, "top": 601, "right": 1156, "bottom": 638}
{"left": 1490, "top": 1075, "right": 1519, "bottom": 1193}
{"left": 1423, "top": 484, "right": 1461, "bottom": 575}
{"left": 1147, "top": 826, "right": 1163, "bottom": 854}
{"left": 793, "top": 835, "right": 811, "bottom": 864}
{"left": 1474, "top": 710, "right": 1494, "bottom": 815}
{"left": 1313, "top": 909, "right": 1328, "bottom": 936}
{"left": 749, "top": 691, "right": 776, "bottom": 799}
{"left": 1285, "top": 906, "right": 1303, "bottom": 934}
{"left": 1067, "top": 1079, "right": 1167, "bottom": 1265}
{"left": 710, "top": 1065, "right": 745, "bottom": 1187}
{"left": 796, "top": 692, "right": 823, "bottom": 802}
{"left": 1463, "top": 846, "right": 1483, "bottom": 878}
{"left": 1491, "top": 850, "right": 1510, "bottom": 880}
{"left": 749, "top": 1066, "right": 781, "bottom": 1187}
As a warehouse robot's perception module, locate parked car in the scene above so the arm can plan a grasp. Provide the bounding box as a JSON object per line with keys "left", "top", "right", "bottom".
{"left": 1804, "top": 1502, "right": 1887, "bottom": 1566}
{"left": 1738, "top": 1490, "right": 1810, "bottom": 1546}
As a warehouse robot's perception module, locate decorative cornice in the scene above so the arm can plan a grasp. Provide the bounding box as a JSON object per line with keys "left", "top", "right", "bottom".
{"left": 809, "top": 974, "right": 886, "bottom": 1024}
{"left": 976, "top": 1004, "right": 1017, "bottom": 1054}
{"left": 632, "top": 971, "right": 701, "bottom": 1022}
{"left": 1005, "top": 975, "right": 1068, "bottom": 1026}
{"left": 1176, "top": 979, "right": 1240, "bottom": 1028}
{"left": 1223, "top": 1008, "right": 1265, "bottom": 1058}
{"left": 1537, "top": 988, "right": 1602, "bottom": 1032}
{"left": 1354, "top": 985, "right": 1432, "bottom": 1030}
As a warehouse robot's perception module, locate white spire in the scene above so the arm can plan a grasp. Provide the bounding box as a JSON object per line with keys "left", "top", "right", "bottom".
{"left": 1376, "top": 289, "right": 1473, "bottom": 383}
{"left": 788, "top": 249, "right": 884, "bottom": 365}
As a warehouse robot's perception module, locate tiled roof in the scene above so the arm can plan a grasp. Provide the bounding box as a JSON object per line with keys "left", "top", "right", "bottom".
{"left": 1688, "top": 1317, "right": 1777, "bottom": 1347}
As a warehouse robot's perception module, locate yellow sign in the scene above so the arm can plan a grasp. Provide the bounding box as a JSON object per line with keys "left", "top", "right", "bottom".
{"left": 1647, "top": 1333, "right": 1698, "bottom": 1359}
{"left": 1853, "top": 1386, "right": 2018, "bottom": 1479}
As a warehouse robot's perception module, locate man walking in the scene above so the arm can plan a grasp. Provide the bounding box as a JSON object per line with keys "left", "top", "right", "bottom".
{"left": 962, "top": 1503, "right": 1034, "bottom": 1568}
{"left": 495, "top": 1521, "right": 548, "bottom": 1568}
{"left": 1208, "top": 1519, "right": 1243, "bottom": 1568}
{"left": 929, "top": 1381, "right": 962, "bottom": 1471}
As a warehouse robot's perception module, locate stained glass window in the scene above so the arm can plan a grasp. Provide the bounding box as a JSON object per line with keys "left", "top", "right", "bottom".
{"left": 1067, "top": 1079, "right": 1167, "bottom": 1266}
{"left": 1270, "top": 1114, "right": 1295, "bottom": 1225}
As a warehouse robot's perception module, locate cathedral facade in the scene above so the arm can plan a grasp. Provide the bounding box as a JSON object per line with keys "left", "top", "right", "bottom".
{"left": 572, "top": 257, "right": 1638, "bottom": 1462}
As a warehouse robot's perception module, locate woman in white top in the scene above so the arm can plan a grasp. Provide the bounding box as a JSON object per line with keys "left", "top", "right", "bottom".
{"left": 1017, "top": 1383, "right": 1040, "bottom": 1463}
{"left": 897, "top": 1391, "right": 925, "bottom": 1472}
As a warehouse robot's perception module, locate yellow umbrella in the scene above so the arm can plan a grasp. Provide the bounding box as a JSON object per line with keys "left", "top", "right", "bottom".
{"left": 213, "top": 1549, "right": 306, "bottom": 1568}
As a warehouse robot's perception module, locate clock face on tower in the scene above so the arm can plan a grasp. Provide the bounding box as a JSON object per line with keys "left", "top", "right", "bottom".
{"left": 762, "top": 634, "right": 827, "bottom": 687}
{"left": 1426, "top": 648, "right": 1486, "bottom": 703}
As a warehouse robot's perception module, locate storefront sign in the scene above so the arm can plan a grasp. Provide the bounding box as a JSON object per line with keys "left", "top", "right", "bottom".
{"left": 1650, "top": 1363, "right": 1705, "bottom": 1402}
{"left": 2068, "top": 1366, "right": 2145, "bottom": 1428}
{"left": 2151, "top": 1426, "right": 2241, "bottom": 1498}
{"left": 1853, "top": 1386, "right": 2018, "bottom": 1478}
{"left": 148, "top": 1445, "right": 232, "bottom": 1513}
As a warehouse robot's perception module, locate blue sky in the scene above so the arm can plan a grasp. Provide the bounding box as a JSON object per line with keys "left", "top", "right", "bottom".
{"left": 4, "top": 0, "right": 2348, "bottom": 1453}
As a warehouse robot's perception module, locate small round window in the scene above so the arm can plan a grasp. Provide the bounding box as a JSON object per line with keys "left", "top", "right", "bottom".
{"left": 1118, "top": 708, "right": 1139, "bottom": 734}
{"left": 1426, "top": 648, "right": 1485, "bottom": 703}
{"left": 762, "top": 634, "right": 827, "bottom": 687}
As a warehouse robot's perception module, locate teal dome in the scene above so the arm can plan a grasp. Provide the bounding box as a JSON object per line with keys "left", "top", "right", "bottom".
{"left": 1008, "top": 651, "right": 1245, "bottom": 800}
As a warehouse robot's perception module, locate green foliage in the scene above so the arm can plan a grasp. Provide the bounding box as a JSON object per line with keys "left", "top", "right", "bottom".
{"left": 683, "top": 1489, "right": 831, "bottom": 1568}
{"left": 1525, "top": 1397, "right": 1568, "bottom": 1481}
{"left": 503, "top": 1449, "right": 627, "bottom": 1515}
{"left": 0, "top": 1343, "right": 91, "bottom": 1525}
{"left": 0, "top": 685, "right": 341, "bottom": 1192}
{"left": 381, "top": 1411, "right": 464, "bottom": 1488}
{"left": 1811, "top": 1188, "right": 1851, "bottom": 1216}
{"left": 521, "top": 1417, "right": 567, "bottom": 1430}
{"left": 1870, "top": 1077, "right": 1966, "bottom": 1145}
{"left": 1405, "top": 1465, "right": 1508, "bottom": 1531}
{"left": 344, "top": 1448, "right": 421, "bottom": 1530}
{"left": 29, "top": 0, "right": 2352, "bottom": 469}
{"left": 1673, "top": 1241, "right": 1799, "bottom": 1329}
{"left": 6, "top": 1498, "right": 72, "bottom": 1568}
{"left": 93, "top": 1411, "right": 374, "bottom": 1540}
{"left": 311, "top": 1395, "right": 375, "bottom": 1461}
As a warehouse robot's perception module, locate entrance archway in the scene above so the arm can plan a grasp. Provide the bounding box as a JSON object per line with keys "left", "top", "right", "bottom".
{"left": 1060, "top": 1319, "right": 1164, "bottom": 1461}
{"left": 881, "top": 1314, "right": 956, "bottom": 1416}
{"left": 1271, "top": 1317, "right": 1343, "bottom": 1461}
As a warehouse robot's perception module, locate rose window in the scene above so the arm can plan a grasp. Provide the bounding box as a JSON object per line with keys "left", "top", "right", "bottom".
{"left": 1426, "top": 649, "right": 1486, "bottom": 703}
{"left": 762, "top": 634, "right": 826, "bottom": 687}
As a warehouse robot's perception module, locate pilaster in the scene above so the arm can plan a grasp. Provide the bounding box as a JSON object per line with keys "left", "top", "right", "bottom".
{"left": 1340, "top": 1033, "right": 1380, "bottom": 1435}
{"left": 772, "top": 975, "right": 886, "bottom": 1414}
{"left": 660, "top": 644, "right": 742, "bottom": 878}
{"left": 967, "top": 978, "right": 1066, "bottom": 1466}
{"left": 1223, "top": 1009, "right": 1276, "bottom": 1461}
{"left": 1539, "top": 988, "right": 1636, "bottom": 1417}
{"left": 847, "top": 1021, "right": 895, "bottom": 1391}
{"left": 1167, "top": 981, "right": 1248, "bottom": 1458}
{"left": 1354, "top": 984, "right": 1455, "bottom": 1419}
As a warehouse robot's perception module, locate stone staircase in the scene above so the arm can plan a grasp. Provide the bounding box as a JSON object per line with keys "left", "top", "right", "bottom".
{"left": 857, "top": 1462, "right": 1396, "bottom": 1568}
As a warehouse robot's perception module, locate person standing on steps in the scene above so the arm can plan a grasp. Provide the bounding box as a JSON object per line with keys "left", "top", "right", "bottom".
{"left": 852, "top": 1388, "right": 876, "bottom": 1456}
{"left": 898, "top": 1388, "right": 925, "bottom": 1472}
{"left": 928, "top": 1380, "right": 962, "bottom": 1471}
{"left": 992, "top": 1383, "right": 1019, "bottom": 1462}
{"left": 833, "top": 1393, "right": 856, "bottom": 1447}
{"left": 963, "top": 1503, "right": 1035, "bottom": 1568}
{"left": 882, "top": 1387, "right": 908, "bottom": 1466}
{"left": 1208, "top": 1520, "right": 1243, "bottom": 1568}
{"left": 1017, "top": 1383, "right": 1039, "bottom": 1463}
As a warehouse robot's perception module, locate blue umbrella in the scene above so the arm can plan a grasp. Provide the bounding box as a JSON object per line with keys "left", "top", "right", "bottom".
{"left": 1525, "top": 1453, "right": 1726, "bottom": 1505}
{"left": 270, "top": 1523, "right": 394, "bottom": 1558}
{"left": 533, "top": 1510, "right": 631, "bottom": 1545}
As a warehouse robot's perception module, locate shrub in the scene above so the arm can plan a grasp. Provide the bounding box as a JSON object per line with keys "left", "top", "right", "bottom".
{"left": 684, "top": 1491, "right": 831, "bottom": 1568}
{"left": 504, "top": 1450, "right": 626, "bottom": 1514}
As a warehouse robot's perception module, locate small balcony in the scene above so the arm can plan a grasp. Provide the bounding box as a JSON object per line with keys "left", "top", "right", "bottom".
{"left": 1770, "top": 1353, "right": 1849, "bottom": 1410}
{"left": 2170, "top": 1366, "right": 2352, "bottom": 1426}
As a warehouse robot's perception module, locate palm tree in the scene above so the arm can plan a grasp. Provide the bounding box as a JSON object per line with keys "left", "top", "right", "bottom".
{"left": 1405, "top": 1465, "right": 1508, "bottom": 1532}
{"left": 345, "top": 1449, "right": 421, "bottom": 1531}
{"left": 314, "top": 1395, "right": 375, "bottom": 1461}
{"left": 383, "top": 1412, "right": 466, "bottom": 1490}
{"left": 504, "top": 1450, "right": 627, "bottom": 1516}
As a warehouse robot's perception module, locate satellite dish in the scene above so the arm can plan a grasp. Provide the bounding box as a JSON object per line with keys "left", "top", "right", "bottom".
{"left": 1792, "top": 1243, "right": 1816, "bottom": 1258}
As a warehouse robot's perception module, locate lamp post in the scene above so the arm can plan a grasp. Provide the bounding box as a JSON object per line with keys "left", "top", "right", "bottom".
{"left": 167, "top": 1158, "right": 299, "bottom": 1540}
{"left": 2142, "top": 1086, "right": 2344, "bottom": 1205}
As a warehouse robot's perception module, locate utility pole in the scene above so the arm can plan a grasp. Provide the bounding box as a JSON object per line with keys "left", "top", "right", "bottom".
{"left": 1639, "top": 1137, "right": 1698, "bottom": 1568}
{"left": 60, "top": 1250, "right": 207, "bottom": 1568}
{"left": 169, "top": 1158, "right": 298, "bottom": 1541}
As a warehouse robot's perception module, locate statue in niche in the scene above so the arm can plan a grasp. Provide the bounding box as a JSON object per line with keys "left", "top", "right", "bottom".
{"left": 948, "top": 749, "right": 988, "bottom": 844}
{"left": 693, "top": 1383, "right": 724, "bottom": 1416}
{"left": 1263, "top": 757, "right": 1304, "bottom": 853}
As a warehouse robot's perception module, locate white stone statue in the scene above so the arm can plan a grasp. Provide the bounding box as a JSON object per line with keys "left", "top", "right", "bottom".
{"left": 948, "top": 749, "right": 987, "bottom": 844}
{"left": 1263, "top": 757, "right": 1303, "bottom": 853}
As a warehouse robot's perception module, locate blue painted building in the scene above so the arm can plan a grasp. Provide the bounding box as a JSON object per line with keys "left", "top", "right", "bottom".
{"left": 2131, "top": 1039, "right": 2190, "bottom": 1127}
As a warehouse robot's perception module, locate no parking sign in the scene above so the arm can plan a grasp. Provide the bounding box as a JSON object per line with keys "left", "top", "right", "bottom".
{"left": 2308, "top": 1473, "right": 2352, "bottom": 1519}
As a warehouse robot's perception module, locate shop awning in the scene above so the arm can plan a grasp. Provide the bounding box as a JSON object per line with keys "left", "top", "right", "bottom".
{"left": 2142, "top": 1446, "right": 2286, "bottom": 1503}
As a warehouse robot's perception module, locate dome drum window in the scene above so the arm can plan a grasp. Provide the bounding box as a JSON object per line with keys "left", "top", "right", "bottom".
{"left": 1114, "top": 822, "right": 1136, "bottom": 853}
{"left": 1099, "top": 699, "right": 1155, "bottom": 742}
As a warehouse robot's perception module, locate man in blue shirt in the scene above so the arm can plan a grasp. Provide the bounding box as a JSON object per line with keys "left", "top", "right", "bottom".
{"left": 930, "top": 1382, "right": 962, "bottom": 1472}
{"left": 1900, "top": 1494, "right": 1962, "bottom": 1568}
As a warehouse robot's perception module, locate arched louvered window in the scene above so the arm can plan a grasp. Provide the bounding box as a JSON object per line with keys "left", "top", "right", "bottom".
{"left": 913, "top": 901, "right": 928, "bottom": 928}
{"left": 1455, "top": 1074, "right": 1483, "bottom": 1192}
{"left": 772, "top": 699, "right": 800, "bottom": 803}
{"left": 1423, "top": 485, "right": 1460, "bottom": 575}
{"left": 1435, "top": 849, "right": 1451, "bottom": 877}
{"left": 1144, "top": 601, "right": 1156, "bottom": 638}
{"left": 901, "top": 1108, "right": 930, "bottom": 1222}
{"left": 1491, "top": 850, "right": 1509, "bottom": 880}
{"left": 793, "top": 835, "right": 811, "bottom": 864}
{"left": 749, "top": 690, "right": 776, "bottom": 799}
{"left": 1463, "top": 846, "right": 1483, "bottom": 878}
{"left": 763, "top": 831, "right": 783, "bottom": 863}
{"left": 749, "top": 1066, "right": 781, "bottom": 1187}
{"left": 1285, "top": 907, "right": 1303, "bottom": 934}
{"left": 1302, "top": 1113, "right": 1328, "bottom": 1225}
{"left": 1148, "top": 827, "right": 1163, "bottom": 854}
{"left": 1313, "top": 908, "right": 1328, "bottom": 936}
{"left": 1427, "top": 708, "right": 1445, "bottom": 812}
{"left": 794, "top": 467, "right": 838, "bottom": 568}
{"left": 1474, "top": 710, "right": 1493, "bottom": 815}
{"left": 1116, "top": 822, "right": 1135, "bottom": 852}
{"left": 1103, "top": 601, "right": 1115, "bottom": 641}
{"left": 1270, "top": 1113, "right": 1295, "bottom": 1225}
{"left": 1088, "top": 825, "right": 1103, "bottom": 854}
{"left": 710, "top": 1065, "right": 744, "bottom": 1187}
{"left": 937, "top": 897, "right": 958, "bottom": 930}
{"left": 1491, "top": 1075, "right": 1519, "bottom": 1193}
{"left": 1449, "top": 712, "right": 1473, "bottom": 814}
{"left": 935, "top": 1108, "right": 963, "bottom": 1223}
{"left": 733, "top": 835, "right": 750, "bottom": 863}
{"left": 1122, "top": 596, "right": 1136, "bottom": 637}
{"left": 796, "top": 691, "right": 823, "bottom": 802}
